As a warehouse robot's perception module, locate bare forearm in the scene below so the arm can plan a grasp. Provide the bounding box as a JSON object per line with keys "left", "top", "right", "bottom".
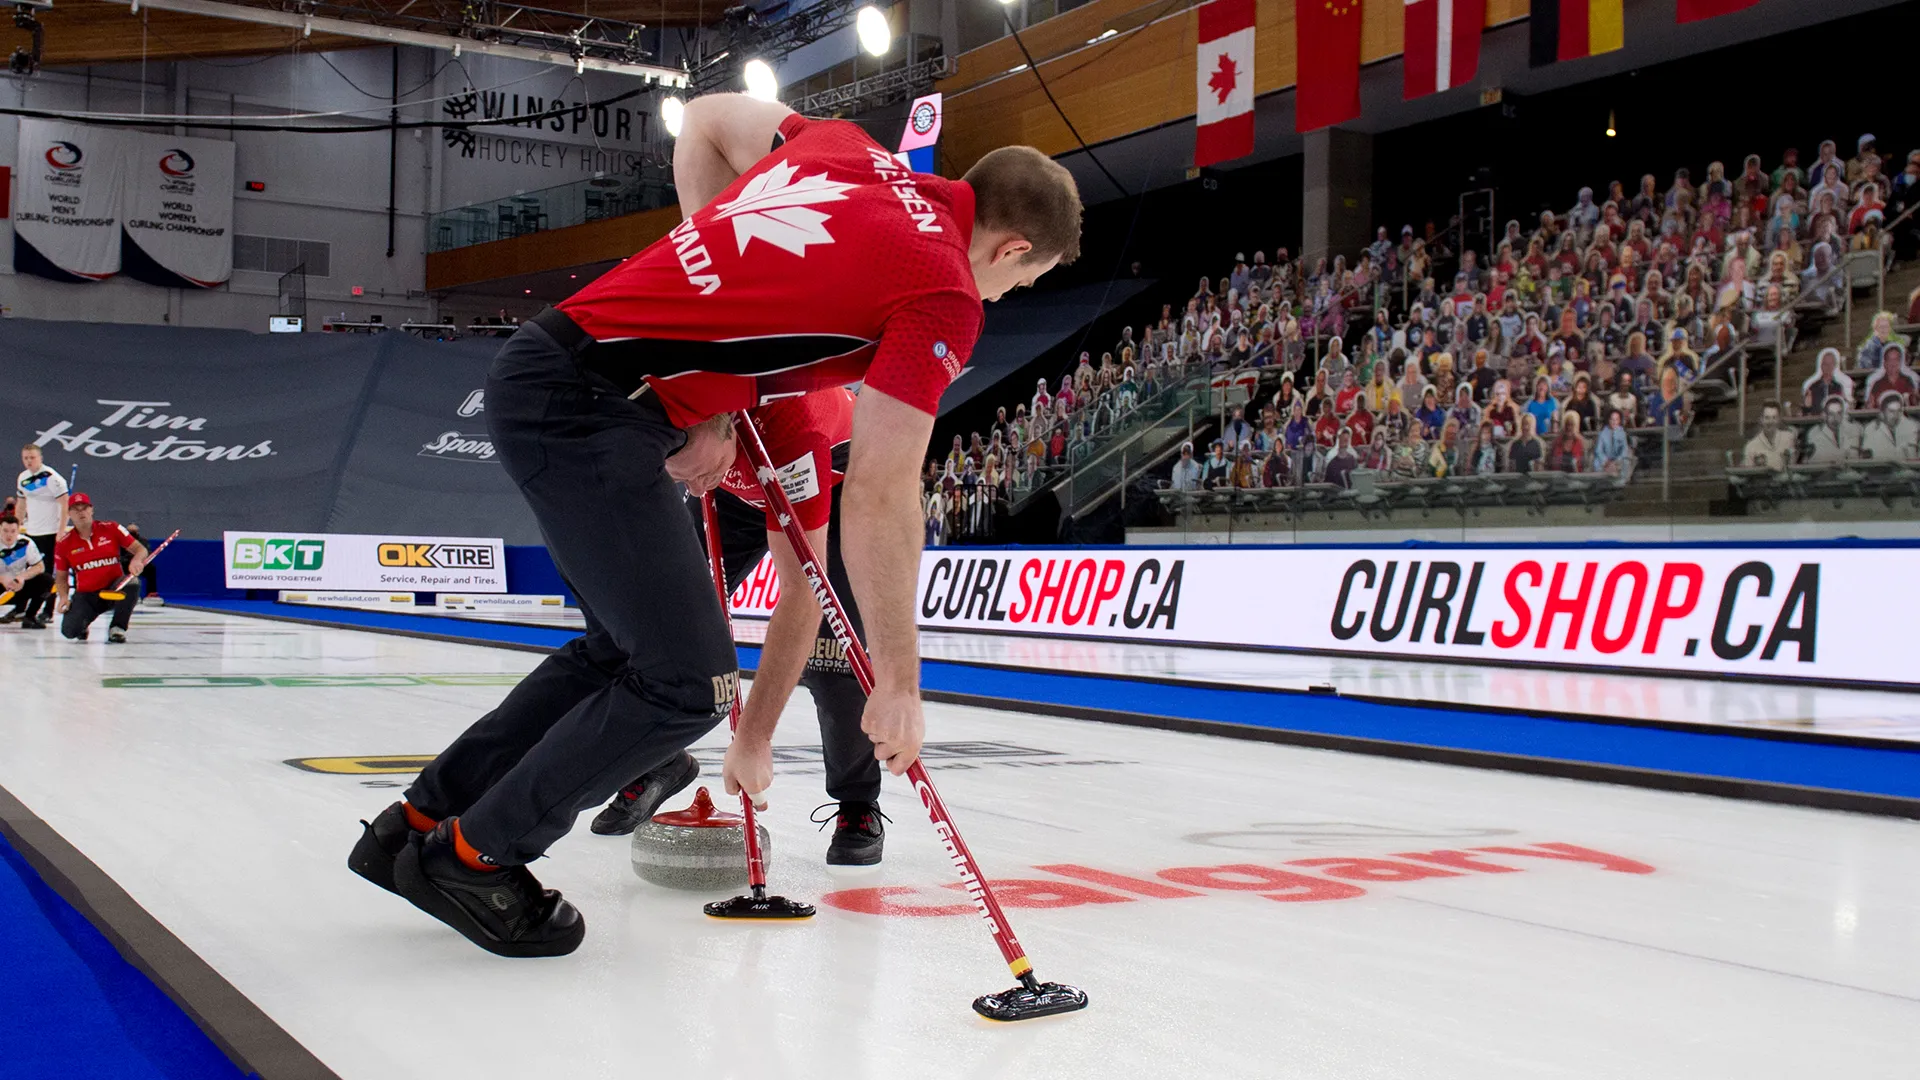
{"left": 674, "top": 136, "right": 740, "bottom": 220}
{"left": 673, "top": 94, "right": 795, "bottom": 219}
{"left": 841, "top": 478, "right": 923, "bottom": 692}
{"left": 735, "top": 528, "right": 826, "bottom": 742}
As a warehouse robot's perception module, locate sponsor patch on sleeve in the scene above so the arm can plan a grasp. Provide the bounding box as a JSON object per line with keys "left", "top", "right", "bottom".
{"left": 774, "top": 452, "right": 822, "bottom": 504}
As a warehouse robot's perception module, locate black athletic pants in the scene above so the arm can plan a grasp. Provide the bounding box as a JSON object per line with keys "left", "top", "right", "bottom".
{"left": 24, "top": 534, "right": 55, "bottom": 621}
{"left": 405, "top": 318, "right": 738, "bottom": 866}
{"left": 6, "top": 573, "right": 50, "bottom": 617}
{"left": 703, "top": 485, "right": 880, "bottom": 805}
{"left": 62, "top": 588, "right": 136, "bottom": 639}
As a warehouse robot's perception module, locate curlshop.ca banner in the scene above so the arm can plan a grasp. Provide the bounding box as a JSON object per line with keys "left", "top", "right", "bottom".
{"left": 734, "top": 543, "right": 1908, "bottom": 687}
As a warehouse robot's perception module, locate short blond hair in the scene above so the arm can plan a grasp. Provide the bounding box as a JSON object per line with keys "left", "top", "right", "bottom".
{"left": 963, "top": 146, "right": 1083, "bottom": 264}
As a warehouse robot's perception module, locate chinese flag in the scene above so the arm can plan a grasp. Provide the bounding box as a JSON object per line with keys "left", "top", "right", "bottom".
{"left": 1296, "top": 0, "right": 1364, "bottom": 133}
{"left": 1675, "top": 0, "right": 1758, "bottom": 22}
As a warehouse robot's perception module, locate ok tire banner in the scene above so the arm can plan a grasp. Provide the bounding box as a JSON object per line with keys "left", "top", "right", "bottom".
{"left": 122, "top": 132, "right": 235, "bottom": 289}
{"left": 904, "top": 543, "right": 1908, "bottom": 688}
{"left": 13, "top": 119, "right": 130, "bottom": 282}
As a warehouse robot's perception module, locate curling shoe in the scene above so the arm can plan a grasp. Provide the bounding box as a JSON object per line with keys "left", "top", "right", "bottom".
{"left": 818, "top": 801, "right": 888, "bottom": 866}
{"left": 589, "top": 751, "right": 700, "bottom": 836}
{"left": 348, "top": 802, "right": 420, "bottom": 895}
{"left": 392, "top": 821, "right": 584, "bottom": 958}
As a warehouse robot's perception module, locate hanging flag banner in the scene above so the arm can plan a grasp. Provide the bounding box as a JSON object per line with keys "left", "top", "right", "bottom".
{"left": 122, "top": 133, "right": 236, "bottom": 289}
{"left": 1194, "top": 0, "right": 1255, "bottom": 167}
{"left": 1529, "top": 0, "right": 1623, "bottom": 67}
{"left": 1296, "top": 0, "right": 1364, "bottom": 133}
{"left": 13, "top": 119, "right": 130, "bottom": 283}
{"left": 1403, "top": 0, "right": 1487, "bottom": 99}
{"left": 1675, "top": 0, "right": 1759, "bottom": 23}
{"left": 895, "top": 92, "right": 942, "bottom": 173}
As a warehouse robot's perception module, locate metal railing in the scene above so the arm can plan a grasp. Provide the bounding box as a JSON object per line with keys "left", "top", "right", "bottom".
{"left": 429, "top": 168, "right": 676, "bottom": 252}
{"left": 1008, "top": 365, "right": 1217, "bottom": 510}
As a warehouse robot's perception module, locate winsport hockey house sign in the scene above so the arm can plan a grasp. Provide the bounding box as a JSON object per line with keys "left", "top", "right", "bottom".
{"left": 730, "top": 542, "right": 1913, "bottom": 688}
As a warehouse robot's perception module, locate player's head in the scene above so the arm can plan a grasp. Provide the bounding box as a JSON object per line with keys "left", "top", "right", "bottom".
{"left": 68, "top": 492, "right": 93, "bottom": 529}
{"left": 0, "top": 514, "right": 16, "bottom": 542}
{"left": 20, "top": 443, "right": 42, "bottom": 470}
{"left": 962, "top": 146, "right": 1083, "bottom": 301}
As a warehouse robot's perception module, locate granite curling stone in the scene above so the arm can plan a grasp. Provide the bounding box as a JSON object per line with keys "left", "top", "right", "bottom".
{"left": 629, "top": 786, "right": 772, "bottom": 891}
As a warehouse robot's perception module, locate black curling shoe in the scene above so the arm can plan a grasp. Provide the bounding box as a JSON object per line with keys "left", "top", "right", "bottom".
{"left": 816, "top": 801, "right": 888, "bottom": 866}
{"left": 348, "top": 802, "right": 416, "bottom": 895}
{"left": 392, "top": 820, "right": 585, "bottom": 958}
{"left": 589, "top": 751, "right": 700, "bottom": 836}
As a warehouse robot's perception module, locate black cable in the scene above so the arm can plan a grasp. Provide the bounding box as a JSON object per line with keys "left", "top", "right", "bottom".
{"left": 1002, "top": 8, "right": 1127, "bottom": 200}
{"left": 0, "top": 86, "right": 650, "bottom": 133}
{"left": 311, "top": 46, "right": 462, "bottom": 101}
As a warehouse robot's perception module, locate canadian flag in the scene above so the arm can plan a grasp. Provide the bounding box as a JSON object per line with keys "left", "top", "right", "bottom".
{"left": 1194, "top": 0, "right": 1254, "bottom": 169}
{"left": 1402, "top": 0, "right": 1486, "bottom": 100}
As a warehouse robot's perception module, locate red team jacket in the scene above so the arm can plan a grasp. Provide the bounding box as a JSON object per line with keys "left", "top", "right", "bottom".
{"left": 559, "top": 113, "right": 981, "bottom": 427}
{"left": 721, "top": 389, "right": 855, "bottom": 531}
{"left": 55, "top": 520, "right": 136, "bottom": 593}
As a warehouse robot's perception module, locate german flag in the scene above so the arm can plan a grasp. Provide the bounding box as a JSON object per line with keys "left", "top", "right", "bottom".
{"left": 1529, "top": 0, "right": 1623, "bottom": 65}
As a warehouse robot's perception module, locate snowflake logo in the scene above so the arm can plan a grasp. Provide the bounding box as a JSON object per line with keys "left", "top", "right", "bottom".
{"left": 442, "top": 90, "right": 479, "bottom": 158}
{"left": 711, "top": 161, "right": 857, "bottom": 257}
{"left": 1207, "top": 53, "right": 1239, "bottom": 106}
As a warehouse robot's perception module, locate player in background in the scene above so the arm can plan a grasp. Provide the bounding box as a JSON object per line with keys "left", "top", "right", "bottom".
{"left": 53, "top": 493, "right": 147, "bottom": 643}
{"left": 15, "top": 443, "right": 69, "bottom": 628}
{"left": 350, "top": 92, "right": 1080, "bottom": 958}
{"left": 0, "top": 514, "right": 51, "bottom": 628}
{"left": 587, "top": 388, "right": 888, "bottom": 865}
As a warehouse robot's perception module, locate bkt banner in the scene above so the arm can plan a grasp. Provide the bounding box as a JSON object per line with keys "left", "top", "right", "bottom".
{"left": 724, "top": 543, "right": 1911, "bottom": 689}
{"left": 224, "top": 532, "right": 507, "bottom": 592}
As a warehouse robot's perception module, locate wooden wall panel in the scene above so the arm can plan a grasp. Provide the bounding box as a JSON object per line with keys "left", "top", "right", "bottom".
{"left": 425, "top": 205, "right": 679, "bottom": 291}
{"left": 39, "top": 1, "right": 716, "bottom": 68}
{"left": 938, "top": 0, "right": 1528, "bottom": 174}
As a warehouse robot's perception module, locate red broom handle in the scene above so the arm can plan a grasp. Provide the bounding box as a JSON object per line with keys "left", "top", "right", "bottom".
{"left": 732, "top": 414, "right": 1036, "bottom": 980}
{"left": 700, "top": 494, "right": 770, "bottom": 892}
{"left": 107, "top": 529, "right": 180, "bottom": 592}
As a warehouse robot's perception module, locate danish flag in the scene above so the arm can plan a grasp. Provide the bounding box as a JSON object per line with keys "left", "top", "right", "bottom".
{"left": 1402, "top": 0, "right": 1486, "bottom": 99}
{"left": 1194, "top": 0, "right": 1254, "bottom": 168}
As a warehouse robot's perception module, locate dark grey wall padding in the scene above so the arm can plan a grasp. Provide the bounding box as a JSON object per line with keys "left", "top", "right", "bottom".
{"left": 0, "top": 319, "right": 538, "bottom": 543}
{"left": 324, "top": 333, "right": 542, "bottom": 545}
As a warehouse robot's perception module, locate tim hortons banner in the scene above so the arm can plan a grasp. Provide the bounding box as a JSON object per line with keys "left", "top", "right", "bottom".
{"left": 731, "top": 543, "right": 1920, "bottom": 689}
{"left": 14, "top": 119, "right": 130, "bottom": 282}
{"left": 122, "top": 132, "right": 236, "bottom": 288}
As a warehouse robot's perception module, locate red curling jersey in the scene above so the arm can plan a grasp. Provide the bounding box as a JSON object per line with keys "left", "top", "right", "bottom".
{"left": 559, "top": 113, "right": 981, "bottom": 427}
{"left": 54, "top": 520, "right": 135, "bottom": 593}
{"left": 720, "top": 389, "right": 854, "bottom": 531}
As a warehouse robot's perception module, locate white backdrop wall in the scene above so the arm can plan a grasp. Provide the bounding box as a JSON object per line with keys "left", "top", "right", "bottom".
{"left": 0, "top": 46, "right": 675, "bottom": 330}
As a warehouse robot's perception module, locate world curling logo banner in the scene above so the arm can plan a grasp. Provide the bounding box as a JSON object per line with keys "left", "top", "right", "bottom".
{"left": 224, "top": 531, "right": 507, "bottom": 592}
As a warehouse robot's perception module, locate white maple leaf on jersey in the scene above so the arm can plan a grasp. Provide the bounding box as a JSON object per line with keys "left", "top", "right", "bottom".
{"left": 711, "top": 161, "right": 857, "bottom": 257}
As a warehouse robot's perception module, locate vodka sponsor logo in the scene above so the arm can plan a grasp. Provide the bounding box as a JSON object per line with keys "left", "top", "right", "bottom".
{"left": 35, "top": 399, "right": 273, "bottom": 463}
